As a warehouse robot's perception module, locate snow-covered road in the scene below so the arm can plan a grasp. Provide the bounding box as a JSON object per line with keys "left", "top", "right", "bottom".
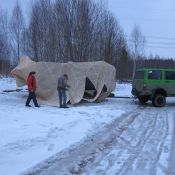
{"left": 0, "top": 78, "right": 175, "bottom": 175}
{"left": 23, "top": 103, "right": 175, "bottom": 175}
{"left": 82, "top": 107, "right": 175, "bottom": 175}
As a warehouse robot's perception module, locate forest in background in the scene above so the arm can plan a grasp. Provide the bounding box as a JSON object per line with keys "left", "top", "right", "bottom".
{"left": 0, "top": 0, "right": 175, "bottom": 80}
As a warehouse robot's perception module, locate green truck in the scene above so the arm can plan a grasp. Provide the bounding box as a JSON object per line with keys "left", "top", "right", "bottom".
{"left": 132, "top": 68, "right": 175, "bottom": 107}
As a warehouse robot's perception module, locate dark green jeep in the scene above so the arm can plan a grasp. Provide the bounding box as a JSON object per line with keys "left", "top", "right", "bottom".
{"left": 132, "top": 68, "right": 175, "bottom": 107}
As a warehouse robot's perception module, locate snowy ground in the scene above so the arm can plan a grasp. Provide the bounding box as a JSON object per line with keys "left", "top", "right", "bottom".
{"left": 0, "top": 78, "right": 132, "bottom": 175}
{"left": 0, "top": 78, "right": 175, "bottom": 175}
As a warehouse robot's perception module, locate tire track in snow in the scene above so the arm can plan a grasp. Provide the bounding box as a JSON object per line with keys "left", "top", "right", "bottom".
{"left": 85, "top": 110, "right": 159, "bottom": 175}
{"left": 116, "top": 111, "right": 159, "bottom": 175}
{"left": 167, "top": 112, "right": 175, "bottom": 175}
{"left": 120, "top": 111, "right": 169, "bottom": 175}
{"left": 82, "top": 108, "right": 170, "bottom": 175}
{"left": 126, "top": 110, "right": 169, "bottom": 175}
{"left": 21, "top": 107, "right": 144, "bottom": 175}
{"left": 148, "top": 111, "right": 169, "bottom": 175}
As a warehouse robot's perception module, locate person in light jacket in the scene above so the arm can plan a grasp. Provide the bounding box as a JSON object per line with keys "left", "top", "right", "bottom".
{"left": 57, "top": 74, "right": 70, "bottom": 108}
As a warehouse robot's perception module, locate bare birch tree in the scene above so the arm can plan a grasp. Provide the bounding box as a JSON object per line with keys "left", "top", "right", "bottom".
{"left": 131, "top": 25, "right": 146, "bottom": 72}
{"left": 0, "top": 9, "right": 11, "bottom": 74}
{"left": 10, "top": 1, "right": 25, "bottom": 63}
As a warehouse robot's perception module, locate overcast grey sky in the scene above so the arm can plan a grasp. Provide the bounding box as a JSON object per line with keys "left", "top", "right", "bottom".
{"left": 0, "top": 0, "right": 34, "bottom": 19}
{"left": 108, "top": 0, "right": 175, "bottom": 58}
{"left": 1, "top": 0, "right": 175, "bottom": 58}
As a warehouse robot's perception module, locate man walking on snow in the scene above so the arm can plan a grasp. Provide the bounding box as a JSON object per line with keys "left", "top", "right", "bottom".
{"left": 57, "top": 74, "right": 70, "bottom": 108}
{"left": 26, "top": 71, "right": 40, "bottom": 107}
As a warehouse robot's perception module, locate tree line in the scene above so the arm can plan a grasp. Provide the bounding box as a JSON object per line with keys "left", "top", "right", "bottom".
{"left": 0, "top": 0, "right": 175, "bottom": 80}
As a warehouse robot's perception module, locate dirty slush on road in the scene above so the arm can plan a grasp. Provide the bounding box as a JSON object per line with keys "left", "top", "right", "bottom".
{"left": 22, "top": 106, "right": 175, "bottom": 175}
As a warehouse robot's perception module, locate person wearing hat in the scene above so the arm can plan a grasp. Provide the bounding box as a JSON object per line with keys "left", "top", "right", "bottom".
{"left": 25, "top": 71, "right": 40, "bottom": 107}
{"left": 57, "top": 74, "right": 70, "bottom": 108}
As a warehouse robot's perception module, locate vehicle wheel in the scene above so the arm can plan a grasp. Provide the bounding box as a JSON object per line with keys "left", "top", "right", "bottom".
{"left": 152, "top": 94, "right": 166, "bottom": 107}
{"left": 138, "top": 96, "right": 149, "bottom": 103}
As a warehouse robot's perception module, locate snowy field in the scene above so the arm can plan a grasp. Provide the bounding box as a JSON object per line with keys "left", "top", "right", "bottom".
{"left": 0, "top": 77, "right": 133, "bottom": 175}
{"left": 0, "top": 77, "right": 175, "bottom": 175}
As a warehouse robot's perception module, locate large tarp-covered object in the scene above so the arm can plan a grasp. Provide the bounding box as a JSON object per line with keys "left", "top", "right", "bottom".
{"left": 11, "top": 57, "right": 116, "bottom": 106}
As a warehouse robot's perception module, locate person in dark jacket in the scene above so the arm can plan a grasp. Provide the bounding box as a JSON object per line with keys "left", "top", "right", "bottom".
{"left": 57, "top": 74, "right": 70, "bottom": 108}
{"left": 25, "top": 71, "right": 40, "bottom": 107}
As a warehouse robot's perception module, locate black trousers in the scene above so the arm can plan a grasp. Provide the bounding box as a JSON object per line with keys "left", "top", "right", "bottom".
{"left": 26, "top": 91, "right": 39, "bottom": 107}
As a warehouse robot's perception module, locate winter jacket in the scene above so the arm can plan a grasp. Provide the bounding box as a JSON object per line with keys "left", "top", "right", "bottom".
{"left": 57, "top": 77, "right": 68, "bottom": 91}
{"left": 27, "top": 74, "right": 36, "bottom": 92}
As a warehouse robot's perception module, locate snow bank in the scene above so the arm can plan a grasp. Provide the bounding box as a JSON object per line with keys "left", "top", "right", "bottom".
{"left": 0, "top": 77, "right": 17, "bottom": 92}
{"left": 114, "top": 82, "right": 132, "bottom": 97}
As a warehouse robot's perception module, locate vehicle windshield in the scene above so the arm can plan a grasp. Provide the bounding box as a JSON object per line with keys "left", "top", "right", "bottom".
{"left": 134, "top": 70, "right": 144, "bottom": 79}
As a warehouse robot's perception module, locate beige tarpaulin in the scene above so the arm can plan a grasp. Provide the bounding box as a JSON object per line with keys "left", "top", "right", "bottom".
{"left": 11, "top": 57, "right": 116, "bottom": 106}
